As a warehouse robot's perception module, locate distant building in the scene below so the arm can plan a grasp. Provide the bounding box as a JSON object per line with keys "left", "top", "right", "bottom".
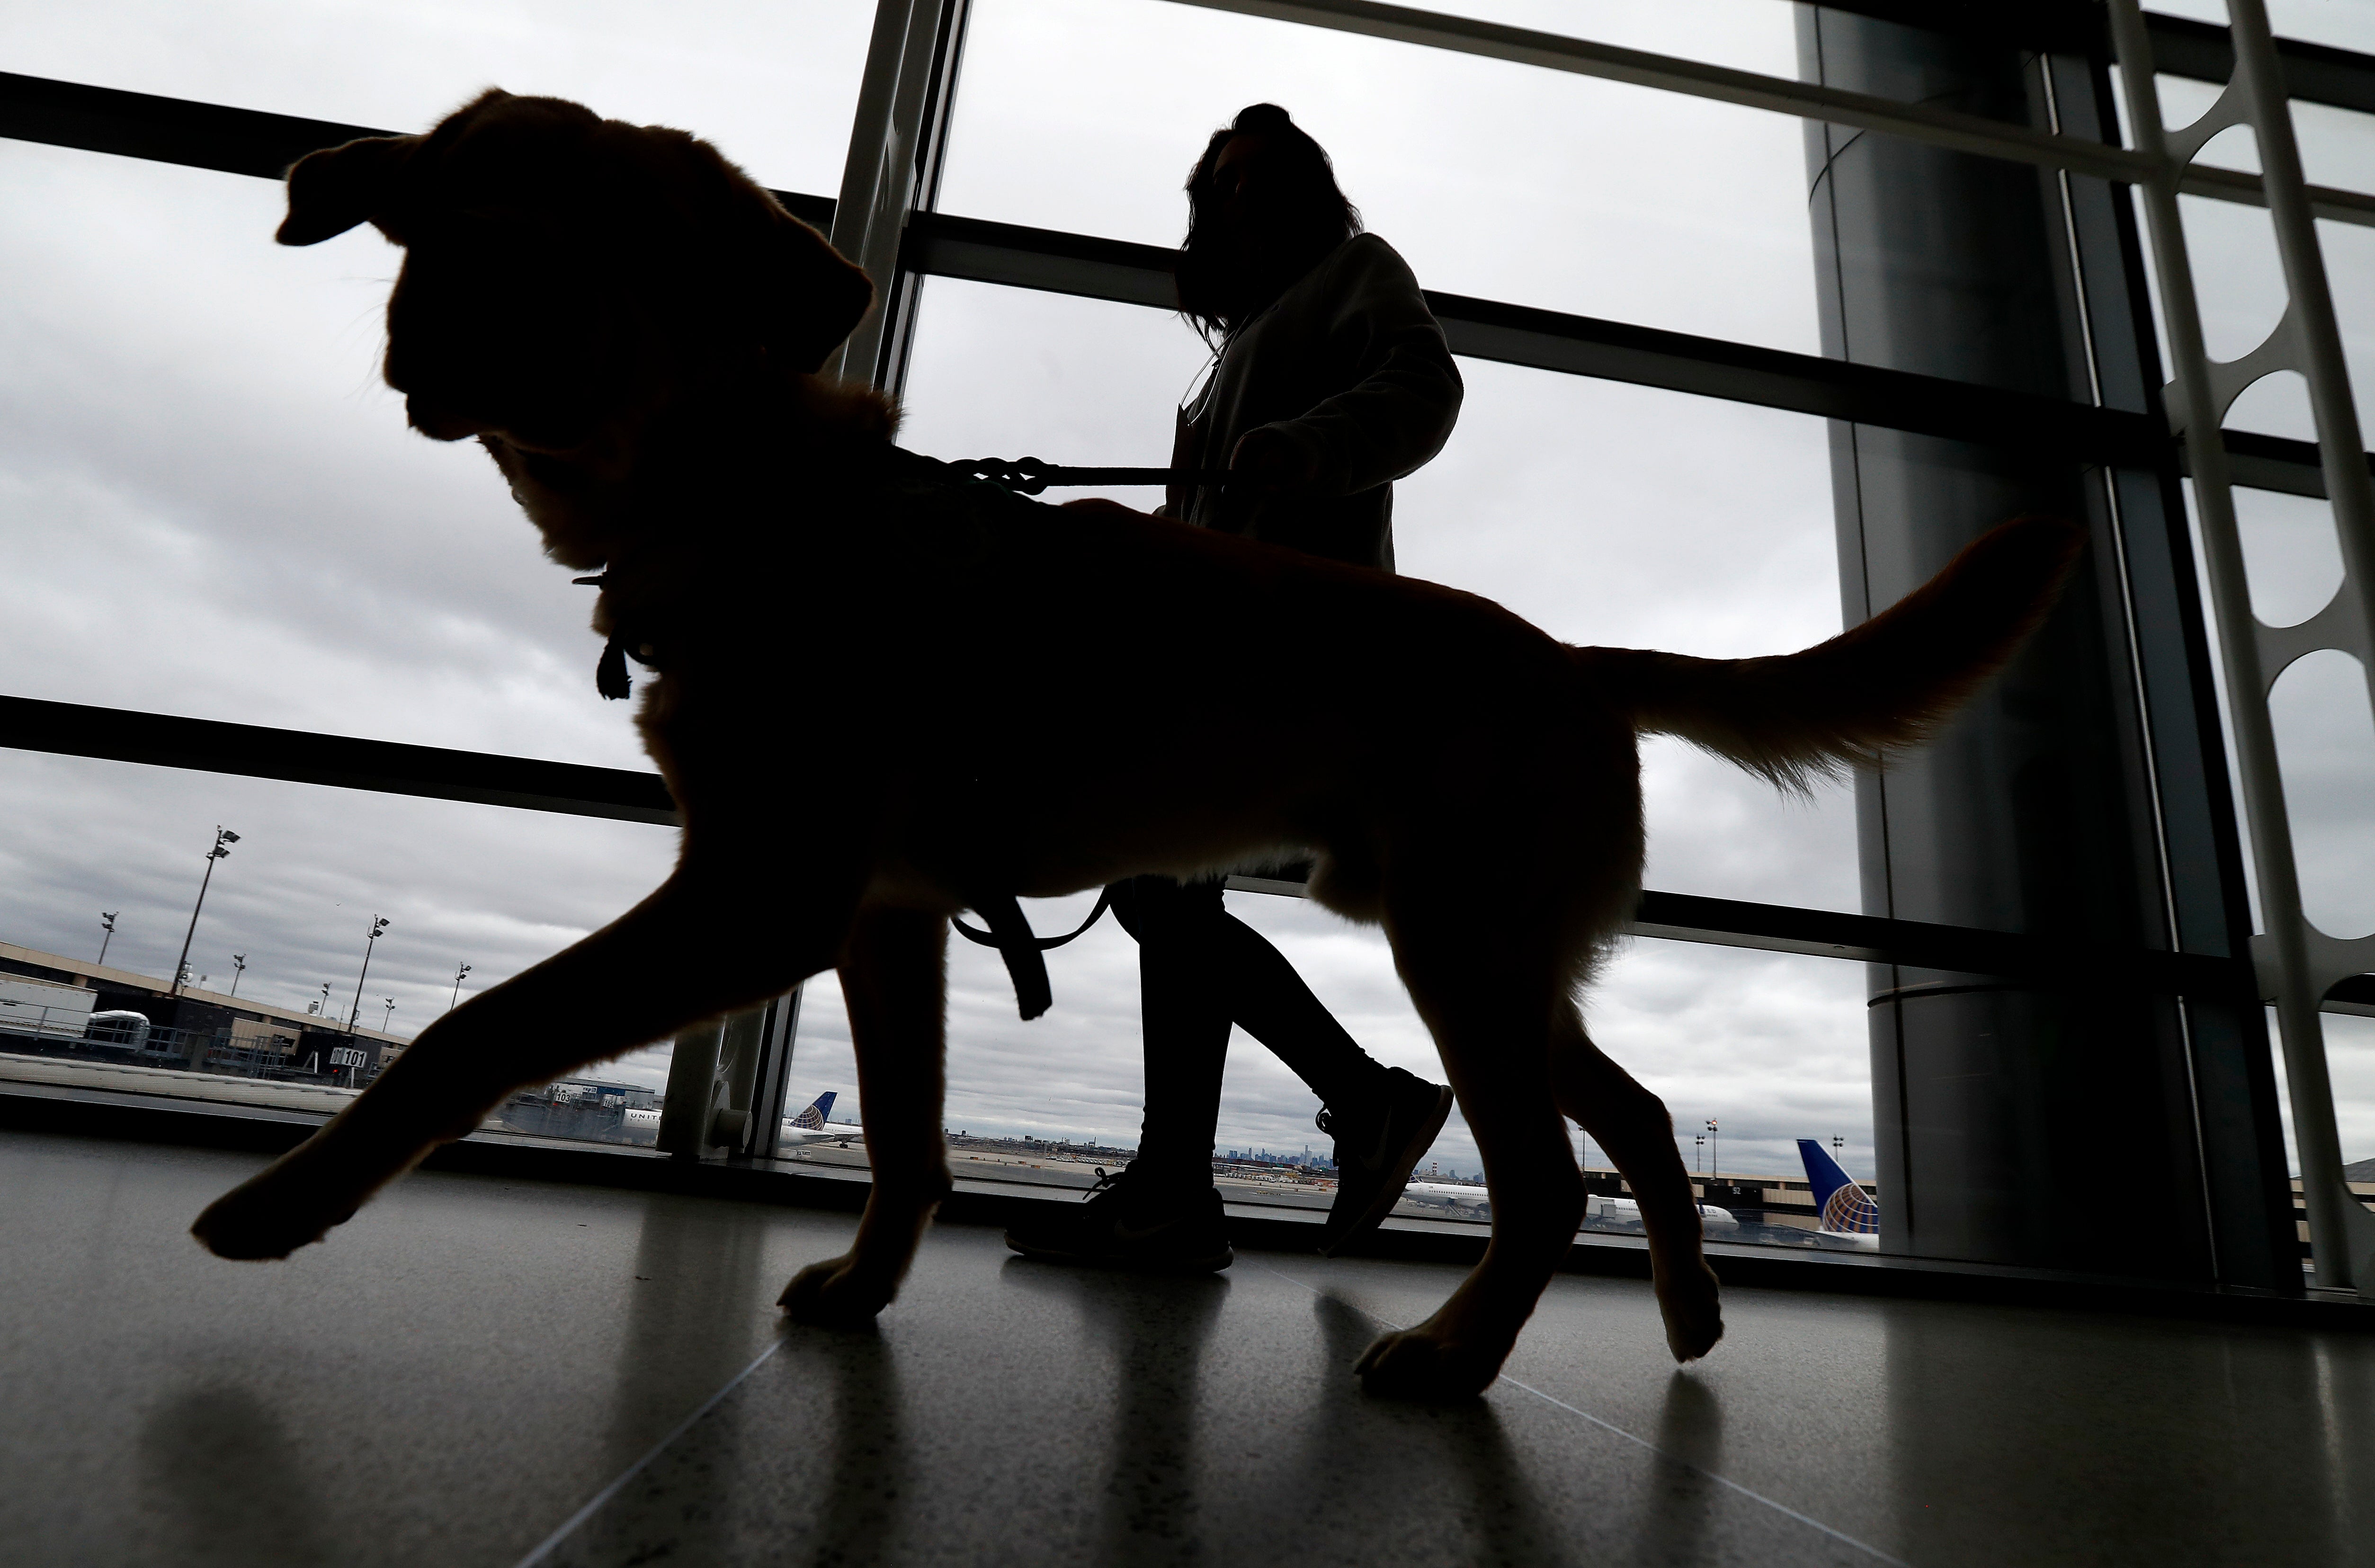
{"left": 0, "top": 939, "right": 408, "bottom": 1078}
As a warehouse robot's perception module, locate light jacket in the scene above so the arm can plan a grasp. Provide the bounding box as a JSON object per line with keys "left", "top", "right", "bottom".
{"left": 1165, "top": 233, "right": 1462, "bottom": 573}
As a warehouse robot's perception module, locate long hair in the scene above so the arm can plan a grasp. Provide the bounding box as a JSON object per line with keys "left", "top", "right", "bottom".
{"left": 1176, "top": 104, "right": 1362, "bottom": 346}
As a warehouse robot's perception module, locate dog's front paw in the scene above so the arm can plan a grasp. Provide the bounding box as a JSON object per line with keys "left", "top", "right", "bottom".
{"left": 1655, "top": 1260, "right": 1724, "bottom": 1363}
{"left": 777, "top": 1254, "right": 898, "bottom": 1327}
{"left": 191, "top": 1165, "right": 361, "bottom": 1261}
{"left": 1353, "top": 1327, "right": 1502, "bottom": 1402}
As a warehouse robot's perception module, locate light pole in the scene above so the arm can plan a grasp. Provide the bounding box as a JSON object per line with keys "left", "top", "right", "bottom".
{"left": 170, "top": 828, "right": 239, "bottom": 998}
{"left": 316, "top": 982, "right": 331, "bottom": 1019}
{"left": 448, "top": 961, "right": 472, "bottom": 1015}
{"left": 97, "top": 911, "right": 119, "bottom": 967}
{"left": 346, "top": 916, "right": 389, "bottom": 1033}
{"left": 1705, "top": 1118, "right": 1719, "bottom": 1185}
{"left": 381, "top": 997, "right": 396, "bottom": 1032}
{"left": 1694, "top": 1132, "right": 1705, "bottom": 1176}
{"left": 229, "top": 953, "right": 247, "bottom": 998}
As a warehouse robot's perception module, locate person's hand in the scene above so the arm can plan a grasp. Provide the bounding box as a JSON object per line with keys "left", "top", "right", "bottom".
{"left": 1228, "top": 427, "right": 1319, "bottom": 496}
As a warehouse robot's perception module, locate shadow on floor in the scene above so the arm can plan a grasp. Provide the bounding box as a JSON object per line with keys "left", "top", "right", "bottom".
{"left": 139, "top": 1383, "right": 332, "bottom": 1568}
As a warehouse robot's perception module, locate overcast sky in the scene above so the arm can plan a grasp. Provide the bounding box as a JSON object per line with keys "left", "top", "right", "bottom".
{"left": 3, "top": 0, "right": 2373, "bottom": 1184}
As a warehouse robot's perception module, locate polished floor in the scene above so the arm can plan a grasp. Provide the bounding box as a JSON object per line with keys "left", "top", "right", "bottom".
{"left": 4, "top": 1128, "right": 2370, "bottom": 1567}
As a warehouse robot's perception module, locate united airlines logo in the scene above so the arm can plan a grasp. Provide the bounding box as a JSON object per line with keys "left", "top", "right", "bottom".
{"left": 1822, "top": 1182, "right": 1881, "bottom": 1234}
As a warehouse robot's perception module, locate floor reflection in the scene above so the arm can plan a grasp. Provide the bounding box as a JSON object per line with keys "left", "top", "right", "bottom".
{"left": 2312, "top": 1336, "right": 2375, "bottom": 1545}
{"left": 1302, "top": 1290, "right": 1569, "bottom": 1568}
{"left": 775, "top": 1321, "right": 909, "bottom": 1568}
{"left": 137, "top": 1383, "right": 331, "bottom": 1567}
{"left": 1636, "top": 1369, "right": 1723, "bottom": 1566}
{"left": 1883, "top": 1304, "right": 2357, "bottom": 1566}
{"left": 570, "top": 1194, "right": 778, "bottom": 1564}
{"left": 1002, "top": 1259, "right": 1231, "bottom": 1566}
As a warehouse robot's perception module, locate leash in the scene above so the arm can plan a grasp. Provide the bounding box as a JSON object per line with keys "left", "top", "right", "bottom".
{"left": 931, "top": 455, "right": 1219, "bottom": 991}
{"left": 951, "top": 887, "right": 1112, "bottom": 956}
{"left": 946, "top": 457, "right": 1232, "bottom": 496}
{"left": 950, "top": 887, "right": 1116, "bottom": 1022}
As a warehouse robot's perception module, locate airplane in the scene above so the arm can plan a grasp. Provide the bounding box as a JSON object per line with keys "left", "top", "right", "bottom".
{"left": 1584, "top": 1191, "right": 1740, "bottom": 1234}
{"left": 780, "top": 1091, "right": 863, "bottom": 1148}
{"left": 1401, "top": 1178, "right": 1491, "bottom": 1215}
{"left": 1796, "top": 1138, "right": 1881, "bottom": 1249}
{"left": 615, "top": 1092, "right": 857, "bottom": 1146}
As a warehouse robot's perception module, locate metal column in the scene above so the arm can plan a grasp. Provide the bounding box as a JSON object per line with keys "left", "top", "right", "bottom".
{"left": 1799, "top": 7, "right": 2292, "bottom": 1282}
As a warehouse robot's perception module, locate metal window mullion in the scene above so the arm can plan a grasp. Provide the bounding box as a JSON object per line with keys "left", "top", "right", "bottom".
{"left": 747, "top": 0, "right": 946, "bottom": 1149}
{"left": 1150, "top": 0, "right": 2375, "bottom": 227}
{"left": 1166, "top": 0, "right": 2149, "bottom": 177}
{"left": 828, "top": 0, "right": 956, "bottom": 389}
{"left": 877, "top": 0, "right": 974, "bottom": 396}
{"left": 745, "top": 986, "right": 804, "bottom": 1163}
{"left": 2108, "top": 0, "right": 2375, "bottom": 1294}
{"left": 8, "top": 68, "right": 2375, "bottom": 414}
{"left": 752, "top": 0, "right": 970, "bottom": 1157}
{"left": 721, "top": 0, "right": 955, "bottom": 1153}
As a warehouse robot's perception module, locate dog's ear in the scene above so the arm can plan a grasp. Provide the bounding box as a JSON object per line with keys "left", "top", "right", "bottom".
{"left": 277, "top": 134, "right": 417, "bottom": 246}
{"left": 757, "top": 211, "right": 877, "bottom": 374}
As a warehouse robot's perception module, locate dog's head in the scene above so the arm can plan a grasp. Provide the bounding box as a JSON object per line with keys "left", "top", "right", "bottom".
{"left": 278, "top": 90, "right": 876, "bottom": 561}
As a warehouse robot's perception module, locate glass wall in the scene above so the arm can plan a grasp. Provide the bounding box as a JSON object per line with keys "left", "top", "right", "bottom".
{"left": 0, "top": 751, "right": 679, "bottom": 1126}
{"left": 887, "top": 10, "right": 1866, "bottom": 1228}
{"left": 937, "top": 0, "right": 1821, "bottom": 352}
{"left": 0, "top": 0, "right": 873, "bottom": 195}
{"left": 5, "top": 0, "right": 2368, "bottom": 1267}
{"left": 0, "top": 142, "right": 651, "bottom": 767}
{"left": 0, "top": 6, "right": 862, "bottom": 1145}
{"left": 2147, "top": 0, "right": 2375, "bottom": 57}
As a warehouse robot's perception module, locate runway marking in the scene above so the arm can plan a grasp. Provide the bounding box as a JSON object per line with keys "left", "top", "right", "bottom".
{"left": 1242, "top": 1256, "right": 1910, "bottom": 1568}
{"left": 512, "top": 1336, "right": 785, "bottom": 1568}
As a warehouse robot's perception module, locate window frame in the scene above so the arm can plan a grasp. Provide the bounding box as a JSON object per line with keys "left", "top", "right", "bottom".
{"left": 5, "top": 1, "right": 2375, "bottom": 1284}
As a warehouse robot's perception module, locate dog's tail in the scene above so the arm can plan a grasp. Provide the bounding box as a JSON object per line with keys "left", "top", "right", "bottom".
{"left": 1575, "top": 516, "right": 2084, "bottom": 793}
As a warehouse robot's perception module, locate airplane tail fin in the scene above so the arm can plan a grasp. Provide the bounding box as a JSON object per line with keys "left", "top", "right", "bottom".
{"left": 1796, "top": 1139, "right": 1881, "bottom": 1235}
{"left": 790, "top": 1091, "right": 836, "bottom": 1131}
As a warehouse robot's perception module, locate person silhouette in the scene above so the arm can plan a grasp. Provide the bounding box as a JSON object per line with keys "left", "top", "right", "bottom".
{"left": 1007, "top": 104, "right": 1465, "bottom": 1271}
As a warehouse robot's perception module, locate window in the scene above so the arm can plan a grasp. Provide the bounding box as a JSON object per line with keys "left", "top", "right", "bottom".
{"left": 4, "top": 1, "right": 2368, "bottom": 1283}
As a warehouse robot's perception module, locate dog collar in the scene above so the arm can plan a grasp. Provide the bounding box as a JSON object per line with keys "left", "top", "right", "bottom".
{"left": 572, "top": 572, "right": 664, "bottom": 701}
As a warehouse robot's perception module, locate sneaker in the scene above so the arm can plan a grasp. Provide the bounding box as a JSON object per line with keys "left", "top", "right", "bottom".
{"left": 1314, "top": 1067, "right": 1456, "bottom": 1256}
{"left": 1004, "top": 1162, "right": 1234, "bottom": 1273}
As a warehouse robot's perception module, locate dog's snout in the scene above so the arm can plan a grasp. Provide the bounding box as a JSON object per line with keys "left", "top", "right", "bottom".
{"left": 404, "top": 394, "right": 488, "bottom": 442}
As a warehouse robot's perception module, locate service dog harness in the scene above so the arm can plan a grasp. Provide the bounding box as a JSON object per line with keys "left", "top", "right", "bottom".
{"left": 571, "top": 451, "right": 1224, "bottom": 1021}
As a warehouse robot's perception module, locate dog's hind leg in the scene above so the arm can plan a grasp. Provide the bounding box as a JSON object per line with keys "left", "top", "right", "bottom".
{"left": 779, "top": 903, "right": 952, "bottom": 1326}
{"left": 1548, "top": 1007, "right": 1723, "bottom": 1363}
{"left": 192, "top": 850, "right": 867, "bottom": 1262}
{"left": 1353, "top": 897, "right": 1587, "bottom": 1401}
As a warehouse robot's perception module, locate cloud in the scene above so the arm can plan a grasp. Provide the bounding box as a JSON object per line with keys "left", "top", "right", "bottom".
{"left": 0, "top": 0, "right": 872, "bottom": 196}
{"left": 0, "top": 749, "right": 676, "bottom": 1044}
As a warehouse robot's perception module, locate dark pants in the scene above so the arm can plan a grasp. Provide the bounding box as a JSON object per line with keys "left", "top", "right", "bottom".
{"left": 1106, "top": 874, "right": 1385, "bottom": 1180}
